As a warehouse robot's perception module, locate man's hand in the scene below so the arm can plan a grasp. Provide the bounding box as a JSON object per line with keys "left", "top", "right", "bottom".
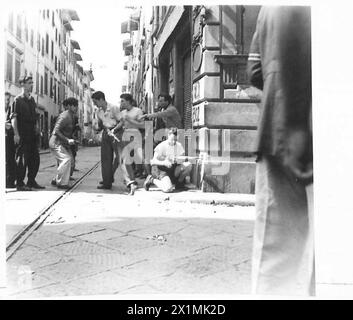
{"left": 5, "top": 122, "right": 12, "bottom": 130}
{"left": 14, "top": 134, "right": 20, "bottom": 145}
{"left": 140, "top": 114, "right": 149, "bottom": 120}
{"left": 67, "top": 139, "right": 76, "bottom": 145}
{"left": 163, "top": 159, "right": 173, "bottom": 168}
{"left": 283, "top": 129, "right": 313, "bottom": 185}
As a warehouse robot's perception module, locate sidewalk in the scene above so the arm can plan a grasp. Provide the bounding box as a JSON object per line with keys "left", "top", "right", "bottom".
{"left": 6, "top": 146, "right": 254, "bottom": 244}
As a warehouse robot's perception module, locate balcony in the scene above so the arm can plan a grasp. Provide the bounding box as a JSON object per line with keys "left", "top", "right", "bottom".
{"left": 70, "top": 39, "right": 81, "bottom": 50}
{"left": 214, "top": 54, "right": 261, "bottom": 101}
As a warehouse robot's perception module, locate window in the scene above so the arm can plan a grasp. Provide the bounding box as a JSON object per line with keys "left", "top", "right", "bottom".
{"left": 46, "top": 34, "right": 49, "bottom": 54}
{"left": 42, "top": 37, "right": 45, "bottom": 56}
{"left": 50, "top": 73, "right": 53, "bottom": 98}
{"left": 36, "top": 72, "right": 39, "bottom": 94}
{"left": 55, "top": 28, "right": 58, "bottom": 42}
{"left": 8, "top": 12, "right": 14, "bottom": 32}
{"left": 15, "top": 51, "right": 22, "bottom": 85}
{"left": 58, "top": 60, "right": 61, "bottom": 73}
{"left": 40, "top": 75, "right": 44, "bottom": 95}
{"left": 52, "top": 11, "right": 55, "bottom": 27}
{"left": 30, "top": 30, "right": 34, "bottom": 47}
{"left": 54, "top": 79, "right": 57, "bottom": 103}
{"left": 59, "top": 34, "right": 61, "bottom": 46}
{"left": 57, "top": 81, "right": 61, "bottom": 103}
{"left": 51, "top": 40, "right": 54, "bottom": 60}
{"left": 25, "top": 20, "right": 28, "bottom": 42}
{"left": 37, "top": 32, "right": 41, "bottom": 51}
{"left": 42, "top": 10, "right": 45, "bottom": 19}
{"left": 6, "top": 45, "right": 13, "bottom": 82}
{"left": 16, "top": 14, "right": 22, "bottom": 39}
{"left": 47, "top": 10, "right": 49, "bottom": 18}
{"left": 44, "top": 70, "right": 48, "bottom": 95}
{"left": 55, "top": 56, "right": 57, "bottom": 71}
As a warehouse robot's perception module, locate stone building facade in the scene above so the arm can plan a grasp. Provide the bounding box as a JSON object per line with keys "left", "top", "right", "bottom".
{"left": 4, "top": 9, "right": 97, "bottom": 148}
{"left": 122, "top": 5, "right": 261, "bottom": 194}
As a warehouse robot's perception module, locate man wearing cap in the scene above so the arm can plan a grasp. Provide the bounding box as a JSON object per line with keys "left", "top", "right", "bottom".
{"left": 92, "top": 91, "right": 122, "bottom": 190}
{"left": 11, "top": 75, "right": 45, "bottom": 191}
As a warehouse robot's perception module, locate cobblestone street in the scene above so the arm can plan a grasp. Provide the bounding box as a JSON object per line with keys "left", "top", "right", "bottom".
{"left": 4, "top": 147, "right": 255, "bottom": 299}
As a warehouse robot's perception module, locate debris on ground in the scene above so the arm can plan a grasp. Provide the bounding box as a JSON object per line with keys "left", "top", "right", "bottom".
{"left": 147, "top": 234, "right": 167, "bottom": 243}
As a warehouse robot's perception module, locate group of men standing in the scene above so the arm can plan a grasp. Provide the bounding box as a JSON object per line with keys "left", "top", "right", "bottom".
{"left": 5, "top": 75, "right": 80, "bottom": 192}
{"left": 4, "top": 75, "right": 192, "bottom": 196}
{"left": 92, "top": 91, "right": 192, "bottom": 195}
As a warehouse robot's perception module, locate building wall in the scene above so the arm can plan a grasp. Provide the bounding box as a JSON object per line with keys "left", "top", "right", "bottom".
{"left": 122, "top": 5, "right": 261, "bottom": 194}
{"left": 4, "top": 9, "right": 96, "bottom": 148}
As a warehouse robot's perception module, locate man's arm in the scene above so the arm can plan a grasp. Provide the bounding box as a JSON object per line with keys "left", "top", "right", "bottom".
{"left": 123, "top": 109, "right": 145, "bottom": 129}
{"left": 11, "top": 100, "right": 20, "bottom": 144}
{"left": 247, "top": 29, "right": 263, "bottom": 91}
{"left": 144, "top": 106, "right": 175, "bottom": 120}
{"left": 150, "top": 146, "right": 172, "bottom": 167}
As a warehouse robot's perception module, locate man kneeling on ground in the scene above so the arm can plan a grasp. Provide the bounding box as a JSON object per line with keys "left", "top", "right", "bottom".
{"left": 144, "top": 128, "right": 192, "bottom": 193}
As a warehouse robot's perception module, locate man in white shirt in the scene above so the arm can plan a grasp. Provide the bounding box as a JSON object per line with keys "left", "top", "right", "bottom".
{"left": 144, "top": 128, "right": 192, "bottom": 193}
{"left": 92, "top": 91, "right": 122, "bottom": 189}
{"left": 119, "top": 93, "right": 145, "bottom": 195}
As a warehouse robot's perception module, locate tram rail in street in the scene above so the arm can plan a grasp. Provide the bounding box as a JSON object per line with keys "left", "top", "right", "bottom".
{"left": 6, "top": 161, "right": 101, "bottom": 261}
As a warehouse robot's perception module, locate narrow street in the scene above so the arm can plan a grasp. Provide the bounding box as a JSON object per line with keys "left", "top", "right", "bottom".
{"left": 4, "top": 147, "right": 255, "bottom": 298}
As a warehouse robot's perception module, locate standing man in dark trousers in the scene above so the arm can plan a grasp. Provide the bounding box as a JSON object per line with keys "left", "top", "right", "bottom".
{"left": 70, "top": 114, "right": 80, "bottom": 179}
{"left": 92, "top": 91, "right": 122, "bottom": 190}
{"left": 11, "top": 75, "right": 45, "bottom": 191}
{"left": 5, "top": 92, "right": 16, "bottom": 188}
{"left": 247, "top": 6, "right": 313, "bottom": 296}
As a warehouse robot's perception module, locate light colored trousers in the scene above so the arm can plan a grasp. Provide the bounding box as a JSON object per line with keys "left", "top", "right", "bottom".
{"left": 252, "top": 156, "right": 315, "bottom": 296}
{"left": 50, "top": 144, "right": 73, "bottom": 186}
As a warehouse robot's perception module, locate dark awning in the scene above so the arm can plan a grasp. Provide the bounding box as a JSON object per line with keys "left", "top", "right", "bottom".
{"left": 62, "top": 9, "right": 80, "bottom": 21}
{"left": 122, "top": 39, "right": 131, "bottom": 50}
{"left": 70, "top": 39, "right": 81, "bottom": 50}
{"left": 124, "top": 45, "right": 133, "bottom": 56}
{"left": 64, "top": 22, "right": 73, "bottom": 31}
{"left": 73, "top": 53, "right": 82, "bottom": 61}
{"left": 121, "top": 19, "right": 139, "bottom": 34}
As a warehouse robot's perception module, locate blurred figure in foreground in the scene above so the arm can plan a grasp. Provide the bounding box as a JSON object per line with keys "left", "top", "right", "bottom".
{"left": 247, "top": 6, "right": 314, "bottom": 296}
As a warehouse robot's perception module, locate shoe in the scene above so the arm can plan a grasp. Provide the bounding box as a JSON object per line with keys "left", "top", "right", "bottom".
{"left": 51, "top": 179, "right": 57, "bottom": 186}
{"left": 97, "top": 185, "right": 111, "bottom": 190}
{"left": 99, "top": 178, "right": 114, "bottom": 185}
{"left": 143, "top": 175, "right": 153, "bottom": 191}
{"left": 27, "top": 181, "right": 45, "bottom": 189}
{"left": 69, "top": 177, "right": 76, "bottom": 181}
{"left": 17, "top": 185, "right": 32, "bottom": 191}
{"left": 57, "top": 185, "right": 70, "bottom": 190}
{"left": 175, "top": 182, "right": 188, "bottom": 191}
{"left": 6, "top": 183, "right": 16, "bottom": 188}
{"left": 128, "top": 183, "right": 137, "bottom": 196}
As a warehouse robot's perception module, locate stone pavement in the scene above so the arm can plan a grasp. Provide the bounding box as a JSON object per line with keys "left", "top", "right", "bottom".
{"left": 4, "top": 146, "right": 255, "bottom": 298}
{"left": 5, "top": 146, "right": 255, "bottom": 246}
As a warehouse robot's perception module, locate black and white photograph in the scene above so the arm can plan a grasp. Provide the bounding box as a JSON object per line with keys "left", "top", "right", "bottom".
{"left": 1, "top": 0, "right": 353, "bottom": 302}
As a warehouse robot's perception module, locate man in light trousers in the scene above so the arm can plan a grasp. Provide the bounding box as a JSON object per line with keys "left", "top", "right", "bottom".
{"left": 247, "top": 6, "right": 314, "bottom": 296}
